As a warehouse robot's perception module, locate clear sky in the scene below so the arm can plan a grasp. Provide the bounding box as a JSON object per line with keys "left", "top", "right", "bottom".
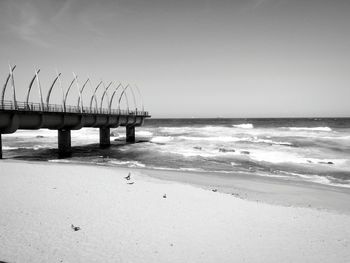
{"left": 0, "top": 0, "right": 349, "bottom": 118}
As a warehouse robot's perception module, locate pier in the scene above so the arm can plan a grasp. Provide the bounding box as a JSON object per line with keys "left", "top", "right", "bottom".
{"left": 0, "top": 66, "right": 150, "bottom": 158}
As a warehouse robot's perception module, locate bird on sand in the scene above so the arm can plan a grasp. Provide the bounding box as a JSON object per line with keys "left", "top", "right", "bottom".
{"left": 124, "top": 173, "right": 131, "bottom": 180}
{"left": 71, "top": 224, "right": 81, "bottom": 231}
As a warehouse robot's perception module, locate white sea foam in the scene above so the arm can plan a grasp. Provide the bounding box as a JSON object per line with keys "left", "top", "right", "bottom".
{"left": 136, "top": 131, "right": 153, "bottom": 137}
{"left": 178, "top": 135, "right": 292, "bottom": 146}
{"left": 3, "top": 145, "right": 52, "bottom": 150}
{"left": 233, "top": 123, "right": 254, "bottom": 129}
{"left": 249, "top": 149, "right": 347, "bottom": 166}
{"left": 249, "top": 151, "right": 300, "bottom": 164}
{"left": 109, "top": 160, "right": 146, "bottom": 168}
{"left": 49, "top": 159, "right": 72, "bottom": 163}
{"left": 281, "top": 172, "right": 350, "bottom": 188}
{"left": 151, "top": 136, "right": 174, "bottom": 143}
{"left": 179, "top": 167, "right": 204, "bottom": 172}
{"left": 287, "top": 127, "right": 332, "bottom": 132}
{"left": 2, "top": 146, "right": 20, "bottom": 150}
{"left": 178, "top": 136, "right": 242, "bottom": 142}
{"left": 161, "top": 147, "right": 217, "bottom": 157}
{"left": 160, "top": 127, "right": 194, "bottom": 134}
{"left": 254, "top": 138, "right": 292, "bottom": 146}
{"left": 148, "top": 166, "right": 180, "bottom": 171}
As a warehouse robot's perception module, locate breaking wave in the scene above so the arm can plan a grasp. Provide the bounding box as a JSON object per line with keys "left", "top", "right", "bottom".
{"left": 287, "top": 127, "right": 332, "bottom": 132}
{"left": 150, "top": 136, "right": 174, "bottom": 143}
{"left": 233, "top": 123, "right": 254, "bottom": 129}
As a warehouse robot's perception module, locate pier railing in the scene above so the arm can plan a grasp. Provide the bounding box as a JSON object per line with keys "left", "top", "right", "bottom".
{"left": 0, "top": 100, "right": 149, "bottom": 116}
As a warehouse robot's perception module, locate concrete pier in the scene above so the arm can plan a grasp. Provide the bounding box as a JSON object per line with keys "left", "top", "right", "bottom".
{"left": 126, "top": 125, "right": 135, "bottom": 143}
{"left": 0, "top": 134, "right": 2, "bottom": 159}
{"left": 0, "top": 99, "right": 149, "bottom": 157}
{"left": 99, "top": 127, "right": 111, "bottom": 147}
{"left": 58, "top": 129, "right": 71, "bottom": 157}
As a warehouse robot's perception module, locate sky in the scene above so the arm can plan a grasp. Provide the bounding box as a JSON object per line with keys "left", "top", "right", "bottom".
{"left": 0, "top": 0, "right": 349, "bottom": 118}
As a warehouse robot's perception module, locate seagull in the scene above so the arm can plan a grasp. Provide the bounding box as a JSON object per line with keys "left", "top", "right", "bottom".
{"left": 71, "top": 224, "right": 81, "bottom": 231}
{"left": 124, "top": 173, "right": 131, "bottom": 180}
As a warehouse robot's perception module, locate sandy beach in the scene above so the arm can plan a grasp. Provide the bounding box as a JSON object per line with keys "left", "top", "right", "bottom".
{"left": 0, "top": 160, "right": 349, "bottom": 263}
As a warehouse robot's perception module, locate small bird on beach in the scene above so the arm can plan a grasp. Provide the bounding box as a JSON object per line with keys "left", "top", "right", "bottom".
{"left": 124, "top": 173, "right": 131, "bottom": 180}
{"left": 163, "top": 194, "right": 167, "bottom": 198}
{"left": 71, "top": 224, "right": 81, "bottom": 231}
{"left": 212, "top": 189, "right": 218, "bottom": 192}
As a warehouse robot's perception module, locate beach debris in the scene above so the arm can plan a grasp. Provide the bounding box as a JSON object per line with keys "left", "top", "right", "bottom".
{"left": 240, "top": 151, "right": 250, "bottom": 155}
{"left": 231, "top": 192, "right": 240, "bottom": 198}
{"left": 124, "top": 173, "right": 131, "bottom": 180}
{"left": 212, "top": 189, "right": 218, "bottom": 192}
{"left": 71, "top": 224, "right": 81, "bottom": 231}
{"left": 219, "top": 148, "right": 235, "bottom": 153}
{"left": 318, "top": 161, "right": 334, "bottom": 165}
{"left": 163, "top": 194, "right": 167, "bottom": 198}
{"left": 193, "top": 146, "right": 202, "bottom": 150}
{"left": 127, "top": 182, "right": 135, "bottom": 185}
{"left": 36, "top": 135, "right": 44, "bottom": 138}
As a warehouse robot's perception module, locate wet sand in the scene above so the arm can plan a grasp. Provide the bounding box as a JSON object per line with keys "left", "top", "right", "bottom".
{"left": 139, "top": 167, "right": 350, "bottom": 214}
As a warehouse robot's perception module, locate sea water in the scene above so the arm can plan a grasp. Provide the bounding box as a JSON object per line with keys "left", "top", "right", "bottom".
{"left": 2, "top": 118, "right": 350, "bottom": 188}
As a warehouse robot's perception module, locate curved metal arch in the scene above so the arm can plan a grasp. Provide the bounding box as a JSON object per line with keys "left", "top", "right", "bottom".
{"left": 64, "top": 75, "right": 77, "bottom": 111}
{"left": 56, "top": 70, "right": 65, "bottom": 108}
{"left": 26, "top": 68, "right": 44, "bottom": 109}
{"left": 100, "top": 81, "right": 113, "bottom": 111}
{"left": 77, "top": 78, "right": 89, "bottom": 109}
{"left": 128, "top": 85, "right": 137, "bottom": 111}
{"left": 134, "top": 84, "right": 144, "bottom": 112}
{"left": 35, "top": 69, "right": 44, "bottom": 109}
{"left": 118, "top": 84, "right": 138, "bottom": 113}
{"left": 9, "top": 64, "right": 17, "bottom": 108}
{"left": 46, "top": 72, "right": 62, "bottom": 105}
{"left": 88, "top": 79, "right": 98, "bottom": 111}
{"left": 118, "top": 84, "right": 130, "bottom": 112}
{"left": 89, "top": 80, "right": 102, "bottom": 111}
{"left": 73, "top": 72, "right": 83, "bottom": 112}
{"left": 1, "top": 65, "right": 16, "bottom": 105}
{"left": 108, "top": 83, "right": 124, "bottom": 114}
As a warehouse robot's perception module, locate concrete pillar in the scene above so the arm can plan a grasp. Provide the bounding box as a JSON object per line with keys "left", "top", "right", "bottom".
{"left": 0, "top": 134, "right": 2, "bottom": 159}
{"left": 99, "top": 127, "right": 110, "bottom": 147}
{"left": 58, "top": 129, "right": 71, "bottom": 157}
{"left": 126, "top": 125, "right": 135, "bottom": 143}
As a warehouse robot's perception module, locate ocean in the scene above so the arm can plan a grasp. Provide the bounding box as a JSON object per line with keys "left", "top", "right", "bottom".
{"left": 2, "top": 118, "right": 350, "bottom": 188}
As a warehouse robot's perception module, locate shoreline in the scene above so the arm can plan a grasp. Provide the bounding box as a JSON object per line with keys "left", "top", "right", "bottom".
{"left": 3, "top": 158, "right": 350, "bottom": 214}
{"left": 1, "top": 160, "right": 350, "bottom": 262}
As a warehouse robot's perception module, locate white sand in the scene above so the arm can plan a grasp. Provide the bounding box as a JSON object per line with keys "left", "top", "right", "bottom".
{"left": 0, "top": 161, "right": 349, "bottom": 263}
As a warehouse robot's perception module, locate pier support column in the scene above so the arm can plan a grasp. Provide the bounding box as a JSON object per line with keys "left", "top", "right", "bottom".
{"left": 58, "top": 129, "right": 71, "bottom": 157}
{"left": 0, "top": 134, "right": 2, "bottom": 159}
{"left": 126, "top": 125, "right": 135, "bottom": 143}
{"left": 99, "top": 127, "right": 110, "bottom": 147}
